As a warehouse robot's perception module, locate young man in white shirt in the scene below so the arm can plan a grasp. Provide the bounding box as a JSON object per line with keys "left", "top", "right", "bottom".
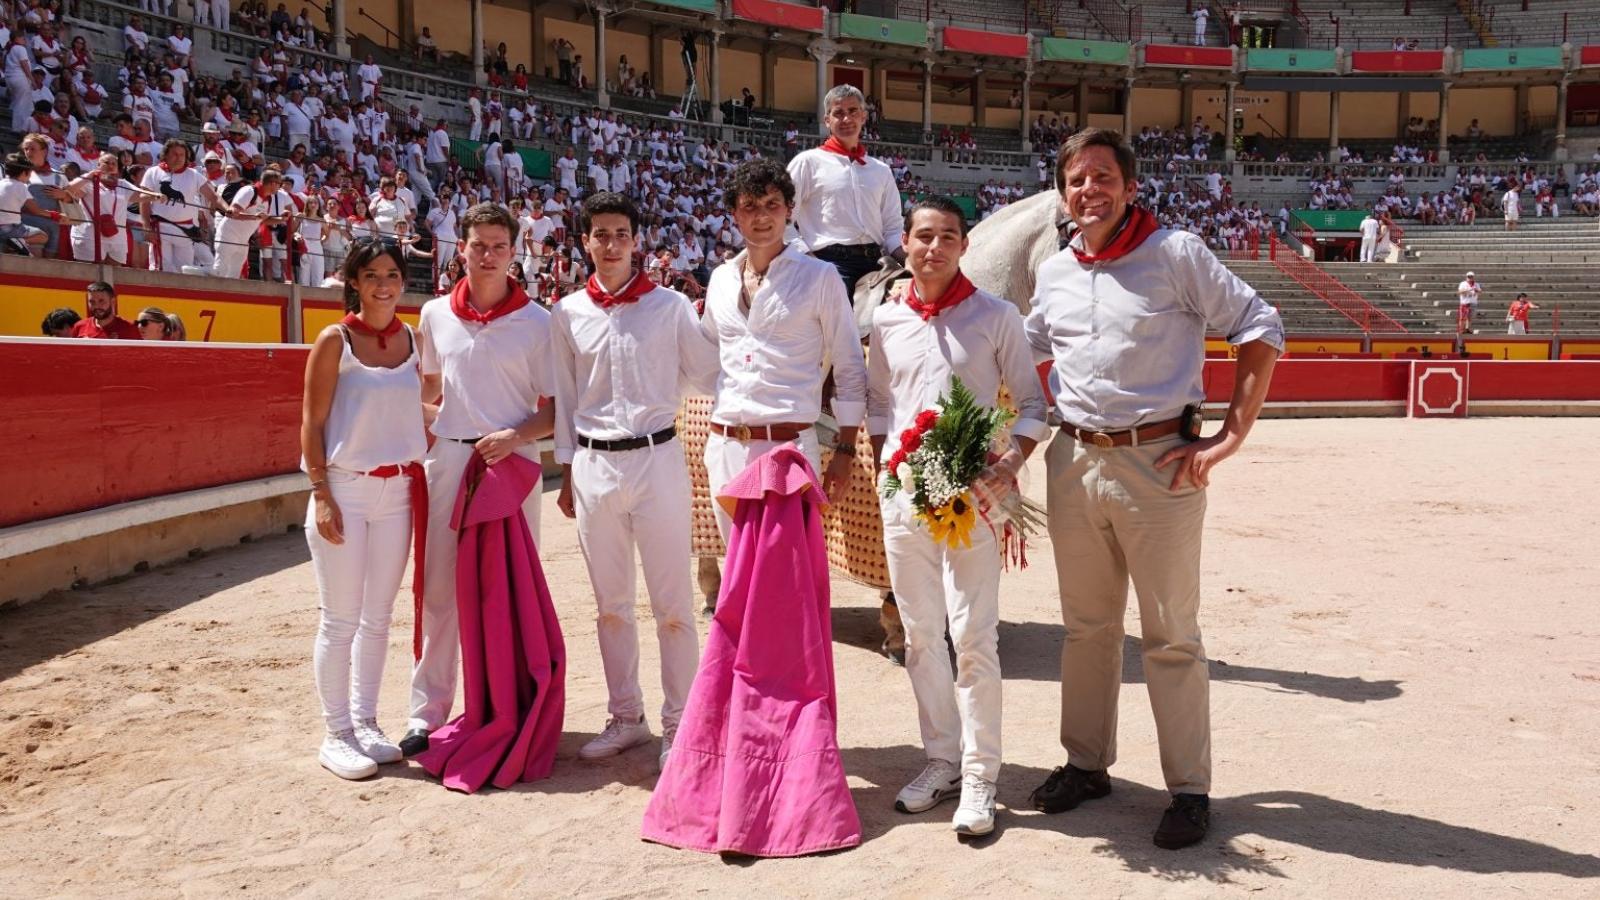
{"left": 357, "top": 54, "right": 382, "bottom": 101}
{"left": 867, "top": 194, "right": 1048, "bottom": 838}
{"left": 700, "top": 157, "right": 866, "bottom": 541}
{"left": 140, "top": 139, "right": 222, "bottom": 272}
{"left": 212, "top": 167, "right": 289, "bottom": 277}
{"left": 786, "top": 84, "right": 904, "bottom": 299}
{"left": 403, "top": 203, "right": 555, "bottom": 758}
{"left": 551, "top": 191, "right": 719, "bottom": 771}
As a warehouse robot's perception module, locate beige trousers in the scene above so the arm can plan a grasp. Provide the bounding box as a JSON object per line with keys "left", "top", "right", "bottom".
{"left": 1045, "top": 429, "right": 1211, "bottom": 795}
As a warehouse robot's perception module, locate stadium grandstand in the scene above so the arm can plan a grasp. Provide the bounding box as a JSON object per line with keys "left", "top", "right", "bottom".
{"left": 0, "top": 0, "right": 1597, "bottom": 351}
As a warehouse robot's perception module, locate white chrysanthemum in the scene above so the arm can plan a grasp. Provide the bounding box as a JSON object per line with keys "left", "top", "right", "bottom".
{"left": 895, "top": 462, "right": 915, "bottom": 490}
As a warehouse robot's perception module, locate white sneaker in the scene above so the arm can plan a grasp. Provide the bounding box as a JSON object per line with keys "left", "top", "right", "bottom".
{"left": 894, "top": 758, "right": 961, "bottom": 813}
{"left": 578, "top": 716, "right": 652, "bottom": 760}
{"left": 952, "top": 773, "right": 997, "bottom": 836}
{"left": 658, "top": 722, "right": 678, "bottom": 773}
{"left": 319, "top": 729, "right": 378, "bottom": 780}
{"left": 353, "top": 718, "right": 403, "bottom": 764}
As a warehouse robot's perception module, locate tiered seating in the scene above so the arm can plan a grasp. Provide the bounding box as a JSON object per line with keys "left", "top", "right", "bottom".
{"left": 897, "top": 0, "right": 1028, "bottom": 33}
{"left": 1486, "top": 0, "right": 1593, "bottom": 48}
{"left": 1290, "top": 0, "right": 1480, "bottom": 49}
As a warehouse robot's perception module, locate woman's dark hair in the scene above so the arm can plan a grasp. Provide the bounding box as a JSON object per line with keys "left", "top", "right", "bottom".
{"left": 3, "top": 153, "right": 33, "bottom": 178}
{"left": 339, "top": 239, "right": 407, "bottom": 312}
{"left": 41, "top": 307, "right": 80, "bottom": 335}
{"left": 722, "top": 157, "right": 794, "bottom": 211}
{"left": 904, "top": 195, "right": 969, "bottom": 238}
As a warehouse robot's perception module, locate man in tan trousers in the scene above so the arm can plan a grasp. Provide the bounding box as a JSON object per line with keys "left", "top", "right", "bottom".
{"left": 1022, "top": 128, "right": 1283, "bottom": 849}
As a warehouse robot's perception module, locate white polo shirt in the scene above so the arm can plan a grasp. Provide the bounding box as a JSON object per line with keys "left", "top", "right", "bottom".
{"left": 419, "top": 293, "right": 552, "bottom": 457}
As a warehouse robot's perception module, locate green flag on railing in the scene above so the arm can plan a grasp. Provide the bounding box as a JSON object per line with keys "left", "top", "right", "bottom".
{"left": 838, "top": 13, "right": 928, "bottom": 47}
{"left": 1039, "top": 37, "right": 1130, "bottom": 65}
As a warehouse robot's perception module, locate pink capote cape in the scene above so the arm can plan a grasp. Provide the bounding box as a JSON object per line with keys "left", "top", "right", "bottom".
{"left": 641, "top": 446, "right": 861, "bottom": 856}
{"left": 415, "top": 453, "right": 566, "bottom": 793}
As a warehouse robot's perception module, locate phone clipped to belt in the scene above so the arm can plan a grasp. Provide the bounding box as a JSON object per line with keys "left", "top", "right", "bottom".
{"left": 1179, "top": 403, "right": 1204, "bottom": 442}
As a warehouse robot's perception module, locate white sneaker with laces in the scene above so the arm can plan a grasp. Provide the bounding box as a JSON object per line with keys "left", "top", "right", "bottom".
{"left": 578, "top": 716, "right": 652, "bottom": 760}
{"left": 952, "top": 773, "right": 997, "bottom": 836}
{"left": 353, "top": 718, "right": 403, "bottom": 764}
{"left": 894, "top": 758, "right": 962, "bottom": 813}
{"left": 658, "top": 722, "right": 678, "bottom": 773}
{"left": 319, "top": 729, "right": 379, "bottom": 780}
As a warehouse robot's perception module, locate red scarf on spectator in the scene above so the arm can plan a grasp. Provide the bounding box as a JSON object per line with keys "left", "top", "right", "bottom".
{"left": 585, "top": 271, "right": 652, "bottom": 309}
{"left": 906, "top": 272, "right": 977, "bottom": 321}
{"left": 450, "top": 276, "right": 530, "bottom": 324}
{"left": 820, "top": 136, "right": 867, "bottom": 166}
{"left": 341, "top": 312, "right": 403, "bottom": 349}
{"left": 1072, "top": 205, "right": 1160, "bottom": 265}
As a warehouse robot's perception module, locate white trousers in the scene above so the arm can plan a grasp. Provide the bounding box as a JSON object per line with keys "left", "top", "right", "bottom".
{"left": 307, "top": 471, "right": 412, "bottom": 733}
{"left": 468, "top": 119, "right": 482, "bottom": 142}
{"left": 703, "top": 427, "right": 821, "bottom": 545}
{"left": 211, "top": 0, "right": 230, "bottom": 31}
{"left": 6, "top": 76, "right": 31, "bottom": 132}
{"left": 299, "top": 244, "right": 325, "bottom": 286}
{"left": 212, "top": 233, "right": 249, "bottom": 278}
{"left": 880, "top": 489, "right": 1003, "bottom": 782}
{"left": 1359, "top": 236, "right": 1376, "bottom": 263}
{"left": 1508, "top": 320, "right": 1528, "bottom": 335}
{"left": 408, "top": 438, "right": 543, "bottom": 731}
{"left": 151, "top": 220, "right": 197, "bottom": 272}
{"left": 573, "top": 439, "right": 699, "bottom": 726}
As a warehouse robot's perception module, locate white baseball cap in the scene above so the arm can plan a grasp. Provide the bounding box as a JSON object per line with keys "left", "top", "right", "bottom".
{"left": 1466, "top": 271, "right": 1475, "bottom": 276}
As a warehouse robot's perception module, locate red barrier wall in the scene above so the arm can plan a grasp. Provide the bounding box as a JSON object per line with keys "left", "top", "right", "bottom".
{"left": 1203, "top": 359, "right": 1411, "bottom": 404}
{"left": 2, "top": 338, "right": 308, "bottom": 528}
{"left": 1350, "top": 50, "right": 1445, "bottom": 72}
{"left": 1143, "top": 44, "right": 1232, "bottom": 67}
{"left": 1467, "top": 361, "right": 1600, "bottom": 401}
{"left": 942, "top": 26, "right": 1030, "bottom": 59}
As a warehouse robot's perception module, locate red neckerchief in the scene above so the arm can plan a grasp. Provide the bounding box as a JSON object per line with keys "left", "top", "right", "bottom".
{"left": 906, "top": 272, "right": 978, "bottom": 321}
{"left": 821, "top": 136, "right": 867, "bottom": 166}
{"left": 158, "top": 161, "right": 186, "bottom": 175}
{"left": 450, "top": 276, "right": 530, "bottom": 324}
{"left": 1072, "top": 205, "right": 1160, "bottom": 265}
{"left": 341, "top": 312, "right": 403, "bottom": 349}
{"left": 585, "top": 271, "right": 652, "bottom": 309}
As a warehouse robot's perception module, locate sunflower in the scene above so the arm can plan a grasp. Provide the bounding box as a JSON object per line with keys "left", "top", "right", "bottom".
{"left": 921, "top": 492, "right": 978, "bottom": 550}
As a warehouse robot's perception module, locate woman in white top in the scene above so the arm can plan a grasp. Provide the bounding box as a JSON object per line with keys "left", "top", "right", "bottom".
{"left": 319, "top": 196, "right": 348, "bottom": 277}
{"left": 301, "top": 240, "right": 428, "bottom": 780}
{"left": 64, "top": 153, "right": 161, "bottom": 264}
{"left": 479, "top": 138, "right": 505, "bottom": 200}
{"left": 297, "top": 194, "right": 327, "bottom": 286}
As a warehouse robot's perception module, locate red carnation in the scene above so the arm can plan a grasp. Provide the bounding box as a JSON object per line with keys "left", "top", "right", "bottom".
{"left": 887, "top": 449, "right": 907, "bottom": 472}
{"left": 915, "top": 409, "right": 940, "bottom": 432}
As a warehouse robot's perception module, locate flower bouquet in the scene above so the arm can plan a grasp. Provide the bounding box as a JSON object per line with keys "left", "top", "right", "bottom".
{"left": 880, "top": 377, "right": 1046, "bottom": 558}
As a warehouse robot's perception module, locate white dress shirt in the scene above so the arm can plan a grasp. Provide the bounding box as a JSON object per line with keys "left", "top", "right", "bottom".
{"left": 867, "top": 287, "right": 1050, "bottom": 464}
{"left": 418, "top": 295, "right": 553, "bottom": 446}
{"left": 549, "top": 280, "right": 720, "bottom": 465}
{"left": 702, "top": 242, "right": 867, "bottom": 427}
{"left": 1024, "top": 229, "right": 1285, "bottom": 431}
{"left": 786, "top": 146, "right": 903, "bottom": 252}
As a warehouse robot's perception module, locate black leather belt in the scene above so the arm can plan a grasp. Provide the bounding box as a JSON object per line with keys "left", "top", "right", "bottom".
{"left": 577, "top": 425, "right": 676, "bottom": 452}
{"left": 445, "top": 436, "right": 484, "bottom": 445}
{"left": 813, "top": 243, "right": 881, "bottom": 260}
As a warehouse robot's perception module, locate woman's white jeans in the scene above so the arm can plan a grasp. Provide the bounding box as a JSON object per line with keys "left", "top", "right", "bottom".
{"left": 307, "top": 470, "right": 413, "bottom": 733}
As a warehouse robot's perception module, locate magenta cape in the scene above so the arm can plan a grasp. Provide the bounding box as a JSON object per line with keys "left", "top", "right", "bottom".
{"left": 641, "top": 446, "right": 861, "bottom": 856}
{"left": 415, "top": 453, "right": 566, "bottom": 793}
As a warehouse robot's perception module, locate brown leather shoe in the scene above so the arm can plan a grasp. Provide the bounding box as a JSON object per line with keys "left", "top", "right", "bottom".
{"left": 1152, "top": 793, "right": 1210, "bottom": 849}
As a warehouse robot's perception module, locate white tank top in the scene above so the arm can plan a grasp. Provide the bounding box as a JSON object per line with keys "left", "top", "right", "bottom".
{"left": 319, "top": 326, "right": 428, "bottom": 473}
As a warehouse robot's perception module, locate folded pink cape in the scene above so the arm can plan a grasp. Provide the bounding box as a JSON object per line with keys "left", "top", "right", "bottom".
{"left": 642, "top": 446, "right": 861, "bottom": 856}
{"left": 416, "top": 453, "right": 566, "bottom": 793}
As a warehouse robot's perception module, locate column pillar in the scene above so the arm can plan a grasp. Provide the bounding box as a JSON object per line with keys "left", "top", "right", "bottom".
{"left": 398, "top": 0, "right": 415, "bottom": 50}
{"left": 1328, "top": 90, "right": 1340, "bottom": 159}
{"left": 332, "top": 0, "right": 348, "bottom": 56}
{"left": 470, "top": 0, "right": 484, "bottom": 86}
{"left": 1019, "top": 64, "right": 1033, "bottom": 152}
{"left": 532, "top": 5, "right": 546, "bottom": 79}
{"left": 809, "top": 38, "right": 838, "bottom": 133}
{"left": 649, "top": 27, "right": 663, "bottom": 95}
{"left": 1179, "top": 82, "right": 1194, "bottom": 130}
{"left": 1121, "top": 77, "right": 1135, "bottom": 137}
{"left": 972, "top": 70, "right": 987, "bottom": 127}
{"left": 1514, "top": 83, "right": 1530, "bottom": 136}
{"left": 1396, "top": 90, "right": 1411, "bottom": 141}
{"left": 1286, "top": 89, "right": 1299, "bottom": 138}
{"left": 594, "top": 5, "right": 610, "bottom": 106}
{"left": 921, "top": 57, "right": 933, "bottom": 133}
{"left": 1556, "top": 76, "right": 1570, "bottom": 159}
{"left": 869, "top": 59, "right": 882, "bottom": 104}
{"left": 1224, "top": 80, "right": 1237, "bottom": 161}
{"left": 709, "top": 28, "right": 722, "bottom": 123}
{"left": 1075, "top": 78, "right": 1089, "bottom": 128}
{"left": 761, "top": 48, "right": 777, "bottom": 110}
{"left": 1438, "top": 81, "right": 1451, "bottom": 163}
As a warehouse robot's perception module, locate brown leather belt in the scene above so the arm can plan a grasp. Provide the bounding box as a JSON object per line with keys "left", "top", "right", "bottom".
{"left": 710, "top": 421, "right": 812, "bottom": 443}
{"left": 1062, "top": 416, "right": 1184, "bottom": 448}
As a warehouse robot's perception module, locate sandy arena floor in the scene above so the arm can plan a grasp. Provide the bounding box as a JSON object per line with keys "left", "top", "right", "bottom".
{"left": 2, "top": 418, "right": 1599, "bottom": 899}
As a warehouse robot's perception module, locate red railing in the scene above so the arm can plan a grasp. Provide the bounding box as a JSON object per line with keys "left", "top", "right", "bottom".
{"left": 1268, "top": 231, "right": 1409, "bottom": 333}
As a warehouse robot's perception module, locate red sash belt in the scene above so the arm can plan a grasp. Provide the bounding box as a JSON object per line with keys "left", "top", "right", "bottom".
{"left": 364, "top": 462, "right": 429, "bottom": 661}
